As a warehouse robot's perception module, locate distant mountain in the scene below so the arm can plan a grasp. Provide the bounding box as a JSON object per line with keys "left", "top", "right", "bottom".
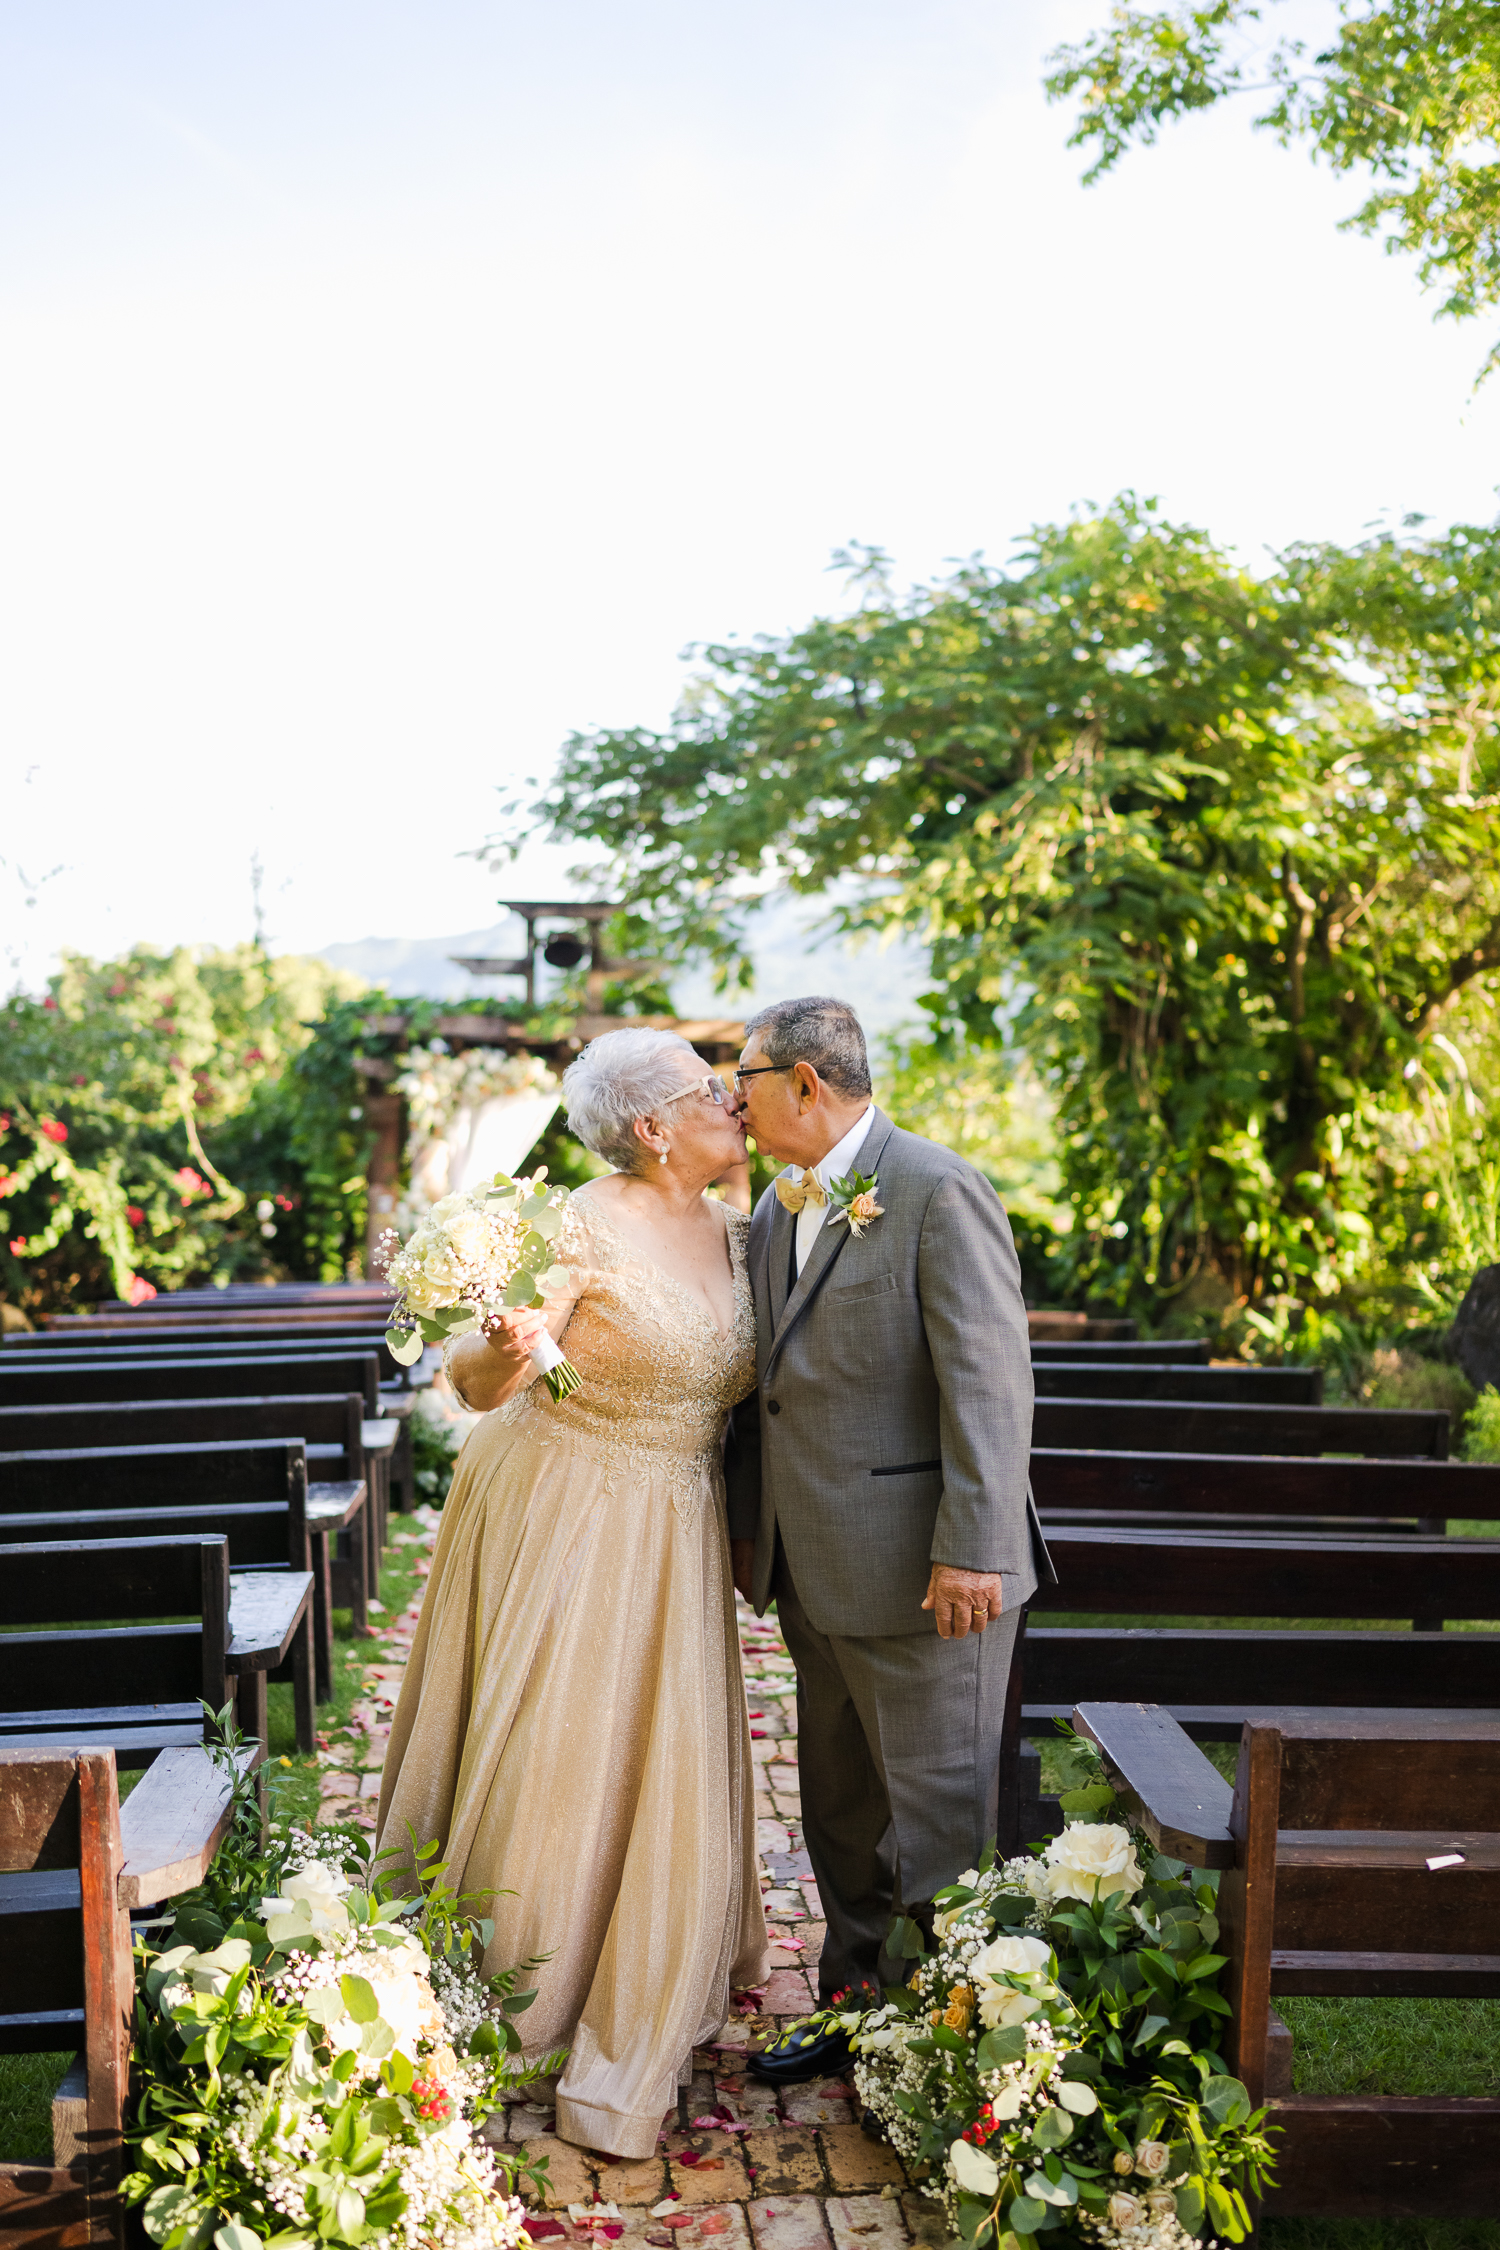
{"left": 310, "top": 894, "right": 932, "bottom": 1039}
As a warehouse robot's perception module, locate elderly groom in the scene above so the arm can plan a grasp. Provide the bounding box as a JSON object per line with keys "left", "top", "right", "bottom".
{"left": 725, "top": 995, "right": 1050, "bottom": 2084}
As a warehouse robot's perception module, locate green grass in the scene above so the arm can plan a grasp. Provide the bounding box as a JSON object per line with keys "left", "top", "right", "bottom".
{"left": 0, "top": 1516, "right": 433, "bottom": 2163}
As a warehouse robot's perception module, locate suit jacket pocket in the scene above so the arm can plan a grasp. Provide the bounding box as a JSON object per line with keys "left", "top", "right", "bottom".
{"left": 824, "top": 1271, "right": 899, "bottom": 1305}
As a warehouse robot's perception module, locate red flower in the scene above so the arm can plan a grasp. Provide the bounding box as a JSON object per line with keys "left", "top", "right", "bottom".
{"left": 0, "top": 1173, "right": 18, "bottom": 1199}
{"left": 125, "top": 1274, "right": 157, "bottom": 1306}
{"left": 410, "top": 2073, "right": 451, "bottom": 2122}
{"left": 172, "top": 1167, "right": 209, "bottom": 1205}
{"left": 244, "top": 1048, "right": 264, "bottom": 1064}
{"left": 126, "top": 1206, "right": 145, "bottom": 1226}
{"left": 9, "top": 1238, "right": 27, "bottom": 1255}
{"left": 39, "top": 1120, "right": 67, "bottom": 1143}
{"left": 43, "top": 996, "right": 57, "bottom": 1011}
{"left": 108, "top": 979, "right": 128, "bottom": 998}
{"left": 274, "top": 1193, "right": 294, "bottom": 1211}
{"left": 0, "top": 1114, "right": 9, "bottom": 1131}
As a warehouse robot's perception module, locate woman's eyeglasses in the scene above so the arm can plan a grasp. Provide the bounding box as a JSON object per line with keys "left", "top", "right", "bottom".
{"left": 659, "top": 1073, "right": 731, "bottom": 1109}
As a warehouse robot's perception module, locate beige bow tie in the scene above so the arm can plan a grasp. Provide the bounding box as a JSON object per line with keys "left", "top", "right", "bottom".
{"left": 775, "top": 1171, "right": 827, "bottom": 1215}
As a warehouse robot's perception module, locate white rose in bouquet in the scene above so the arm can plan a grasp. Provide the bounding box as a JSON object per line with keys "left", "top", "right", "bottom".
{"left": 259, "top": 1864, "right": 351, "bottom": 1943}
{"left": 971, "top": 1929, "right": 1052, "bottom": 2027}
{"left": 1041, "top": 1821, "right": 1144, "bottom": 1904}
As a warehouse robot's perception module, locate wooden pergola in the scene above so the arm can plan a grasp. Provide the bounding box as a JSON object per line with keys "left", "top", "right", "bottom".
{"left": 357, "top": 1012, "right": 749, "bottom": 1267}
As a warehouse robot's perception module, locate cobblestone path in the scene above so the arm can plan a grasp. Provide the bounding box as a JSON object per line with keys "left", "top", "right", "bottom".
{"left": 308, "top": 1506, "right": 934, "bottom": 2250}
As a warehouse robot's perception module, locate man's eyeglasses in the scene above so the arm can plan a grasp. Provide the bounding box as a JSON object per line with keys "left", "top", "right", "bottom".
{"left": 731, "top": 1063, "right": 797, "bottom": 1092}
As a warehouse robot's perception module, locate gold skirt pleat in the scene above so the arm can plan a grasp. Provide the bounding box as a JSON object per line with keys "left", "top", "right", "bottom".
{"left": 376, "top": 1407, "right": 768, "bottom": 2158}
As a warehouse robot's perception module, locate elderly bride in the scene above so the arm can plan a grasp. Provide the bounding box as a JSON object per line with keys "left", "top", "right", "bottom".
{"left": 377, "top": 1027, "right": 768, "bottom": 2158}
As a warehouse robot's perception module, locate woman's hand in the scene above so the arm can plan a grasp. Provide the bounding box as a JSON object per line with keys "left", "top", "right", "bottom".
{"left": 449, "top": 1307, "right": 551, "bottom": 1413}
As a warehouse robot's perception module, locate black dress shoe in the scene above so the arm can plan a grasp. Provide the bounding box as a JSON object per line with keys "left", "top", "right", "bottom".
{"left": 747, "top": 2021, "right": 855, "bottom": 2086}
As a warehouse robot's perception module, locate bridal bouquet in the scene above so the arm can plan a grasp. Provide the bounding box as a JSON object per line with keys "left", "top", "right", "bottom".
{"left": 125, "top": 1818, "right": 563, "bottom": 2250}
{"left": 801, "top": 1767, "right": 1275, "bottom": 2248}
{"left": 378, "top": 1167, "right": 583, "bottom": 1400}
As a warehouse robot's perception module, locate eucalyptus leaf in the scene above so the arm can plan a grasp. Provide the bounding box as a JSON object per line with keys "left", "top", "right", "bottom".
{"left": 386, "top": 1328, "right": 426, "bottom": 1367}
{"left": 339, "top": 1974, "right": 380, "bottom": 2025}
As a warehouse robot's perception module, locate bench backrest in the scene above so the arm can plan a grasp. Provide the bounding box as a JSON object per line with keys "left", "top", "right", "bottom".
{"left": 1030, "top": 1339, "right": 1210, "bottom": 1363}
{"left": 1032, "top": 1396, "right": 1449, "bottom": 1457}
{"left": 0, "top": 1395, "right": 365, "bottom": 1475}
{"left": 1, "top": 1333, "right": 407, "bottom": 1383}
{"left": 0, "top": 1746, "right": 131, "bottom": 2203}
{"left": 0, "top": 1534, "right": 230, "bottom": 1731}
{"left": 13, "top": 1320, "right": 389, "bottom": 1349}
{"left": 0, "top": 1500, "right": 299, "bottom": 1570}
{"left": 0, "top": 1352, "right": 381, "bottom": 1414}
{"left": 1031, "top": 1363, "right": 1322, "bottom": 1403}
{"left": 1029, "top": 1447, "right": 1500, "bottom": 1526}
{"left": 0, "top": 1437, "right": 306, "bottom": 1512}
{"left": 1033, "top": 1524, "right": 1500, "bottom": 1618}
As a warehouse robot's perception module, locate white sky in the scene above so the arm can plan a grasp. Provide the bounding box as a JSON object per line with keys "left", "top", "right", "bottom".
{"left": 3, "top": 0, "right": 1498, "bottom": 997}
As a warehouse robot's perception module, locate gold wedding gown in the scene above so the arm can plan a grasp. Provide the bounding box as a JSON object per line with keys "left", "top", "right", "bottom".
{"left": 376, "top": 1192, "right": 768, "bottom": 2159}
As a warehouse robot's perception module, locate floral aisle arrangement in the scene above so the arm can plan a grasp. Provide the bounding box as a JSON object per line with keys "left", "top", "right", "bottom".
{"left": 378, "top": 1167, "right": 582, "bottom": 1399}
{"left": 125, "top": 1812, "right": 563, "bottom": 2250}
{"left": 834, "top": 1776, "right": 1276, "bottom": 2250}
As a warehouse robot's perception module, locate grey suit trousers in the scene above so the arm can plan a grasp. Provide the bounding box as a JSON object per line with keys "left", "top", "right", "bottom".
{"left": 773, "top": 1545, "right": 1022, "bottom": 2002}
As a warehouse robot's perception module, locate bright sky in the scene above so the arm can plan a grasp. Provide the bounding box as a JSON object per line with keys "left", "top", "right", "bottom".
{"left": 3, "top": 0, "right": 1497, "bottom": 997}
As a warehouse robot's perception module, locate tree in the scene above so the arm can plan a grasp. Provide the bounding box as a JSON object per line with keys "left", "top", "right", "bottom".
{"left": 529, "top": 498, "right": 1500, "bottom": 1321}
{"left": 1044, "top": 1, "right": 1500, "bottom": 374}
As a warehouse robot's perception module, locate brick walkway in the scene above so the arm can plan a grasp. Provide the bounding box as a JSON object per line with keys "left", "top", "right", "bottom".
{"left": 311, "top": 1507, "right": 932, "bottom": 2250}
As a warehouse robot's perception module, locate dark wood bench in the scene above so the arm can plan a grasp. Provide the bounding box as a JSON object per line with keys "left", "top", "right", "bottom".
{"left": 1032, "top": 1397, "right": 1449, "bottom": 1456}
{"left": 1073, "top": 1702, "right": 1500, "bottom": 2223}
{"left": 0, "top": 1437, "right": 366, "bottom": 1705}
{"left": 0, "top": 1743, "right": 243, "bottom": 2246}
{"left": 1030, "top": 1446, "right": 1500, "bottom": 1539}
{"left": 1, "top": 1328, "right": 415, "bottom": 1387}
{"left": 999, "top": 1522, "right": 1500, "bottom": 1845}
{"left": 1031, "top": 1338, "right": 1210, "bottom": 1363}
{"left": 0, "top": 1350, "right": 384, "bottom": 1414}
{"left": 1031, "top": 1363, "right": 1323, "bottom": 1403}
{"left": 0, "top": 1534, "right": 311, "bottom": 1771}
{"left": 0, "top": 1397, "right": 391, "bottom": 1625}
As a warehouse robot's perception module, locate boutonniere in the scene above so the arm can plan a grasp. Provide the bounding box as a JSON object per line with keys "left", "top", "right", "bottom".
{"left": 826, "top": 1170, "right": 884, "bottom": 1236}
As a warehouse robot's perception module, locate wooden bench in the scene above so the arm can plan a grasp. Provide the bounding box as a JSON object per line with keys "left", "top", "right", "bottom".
{"left": 1031, "top": 1397, "right": 1450, "bottom": 1457}
{"left": 1030, "top": 1446, "right": 1500, "bottom": 1539}
{"left": 0, "top": 1397, "right": 390, "bottom": 1626}
{"left": 1000, "top": 1522, "right": 1500, "bottom": 1845}
{"left": 1073, "top": 1702, "right": 1500, "bottom": 2223}
{"left": 1030, "top": 1338, "right": 1210, "bottom": 1363}
{"left": 0, "top": 1350, "right": 384, "bottom": 1415}
{"left": 1031, "top": 1363, "right": 1323, "bottom": 1403}
{"left": 0, "top": 1743, "right": 243, "bottom": 2247}
{"left": 1, "top": 1328, "right": 415, "bottom": 1387}
{"left": 0, "top": 1534, "right": 311, "bottom": 1771}
{"left": 0, "top": 1438, "right": 366, "bottom": 1705}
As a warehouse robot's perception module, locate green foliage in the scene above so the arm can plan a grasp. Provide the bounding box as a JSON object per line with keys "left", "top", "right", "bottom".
{"left": 410, "top": 1410, "right": 462, "bottom": 1506}
{"left": 1044, "top": 0, "right": 1500, "bottom": 376}
{"left": 0, "top": 946, "right": 365, "bottom": 1317}
{"left": 532, "top": 500, "right": 1500, "bottom": 1325}
{"left": 1465, "top": 1383, "right": 1500, "bottom": 1460}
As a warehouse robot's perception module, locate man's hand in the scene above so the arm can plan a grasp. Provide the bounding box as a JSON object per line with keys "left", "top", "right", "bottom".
{"left": 922, "top": 1564, "right": 1004, "bottom": 1640}
{"left": 731, "top": 1539, "right": 757, "bottom": 1602}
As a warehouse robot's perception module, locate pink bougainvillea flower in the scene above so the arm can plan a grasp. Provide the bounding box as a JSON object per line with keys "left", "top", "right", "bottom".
{"left": 172, "top": 1167, "right": 208, "bottom": 1205}
{"left": 39, "top": 1120, "right": 67, "bottom": 1143}
{"left": 9, "top": 1238, "right": 27, "bottom": 1255}
{"left": 126, "top": 1275, "right": 158, "bottom": 1306}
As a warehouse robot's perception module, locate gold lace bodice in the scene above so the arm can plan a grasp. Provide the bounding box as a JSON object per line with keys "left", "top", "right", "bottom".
{"left": 495, "top": 1192, "right": 755, "bottom": 1520}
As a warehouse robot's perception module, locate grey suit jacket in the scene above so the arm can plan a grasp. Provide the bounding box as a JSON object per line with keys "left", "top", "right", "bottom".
{"left": 724, "top": 1108, "right": 1053, "bottom": 1638}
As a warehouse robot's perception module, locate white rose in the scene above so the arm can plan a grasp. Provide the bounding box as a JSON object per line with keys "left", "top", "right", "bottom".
{"left": 444, "top": 1209, "right": 495, "bottom": 1266}
{"left": 324, "top": 1963, "right": 434, "bottom": 2060}
{"left": 949, "top": 2139, "right": 1000, "bottom": 2198}
{"left": 1041, "top": 1822, "right": 1144, "bottom": 1905}
{"left": 1146, "top": 2192, "right": 1177, "bottom": 2220}
{"left": 971, "top": 1930, "right": 1051, "bottom": 2027}
{"left": 185, "top": 1938, "right": 253, "bottom": 1995}
{"left": 1108, "top": 2193, "right": 1144, "bottom": 2229}
{"left": 1134, "top": 2139, "right": 1171, "bottom": 2178}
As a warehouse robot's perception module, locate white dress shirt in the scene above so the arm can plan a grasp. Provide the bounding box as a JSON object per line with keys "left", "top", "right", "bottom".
{"left": 789, "top": 1105, "right": 876, "bottom": 1278}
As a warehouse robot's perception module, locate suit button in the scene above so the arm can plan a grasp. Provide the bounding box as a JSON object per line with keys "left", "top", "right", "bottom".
{"left": 767, "top": 1400, "right": 781, "bottom": 1415}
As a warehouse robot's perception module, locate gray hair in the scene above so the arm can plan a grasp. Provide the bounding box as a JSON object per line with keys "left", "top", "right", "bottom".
{"left": 742, "top": 995, "right": 871, "bottom": 1099}
{"left": 562, "top": 1026, "right": 703, "bottom": 1173}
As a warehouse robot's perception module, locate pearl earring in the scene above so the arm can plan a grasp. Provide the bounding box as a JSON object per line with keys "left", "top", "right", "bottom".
{"left": 658, "top": 1149, "right": 669, "bottom": 1166}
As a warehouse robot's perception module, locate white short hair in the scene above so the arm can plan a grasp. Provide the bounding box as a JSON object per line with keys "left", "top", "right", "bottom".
{"left": 562, "top": 1026, "right": 702, "bottom": 1173}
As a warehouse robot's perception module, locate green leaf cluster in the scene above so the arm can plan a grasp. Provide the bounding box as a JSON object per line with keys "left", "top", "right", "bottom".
{"left": 1044, "top": 0, "right": 1500, "bottom": 378}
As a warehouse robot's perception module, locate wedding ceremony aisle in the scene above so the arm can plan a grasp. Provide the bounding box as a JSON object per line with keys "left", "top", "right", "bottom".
{"left": 306, "top": 1505, "right": 924, "bottom": 2250}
